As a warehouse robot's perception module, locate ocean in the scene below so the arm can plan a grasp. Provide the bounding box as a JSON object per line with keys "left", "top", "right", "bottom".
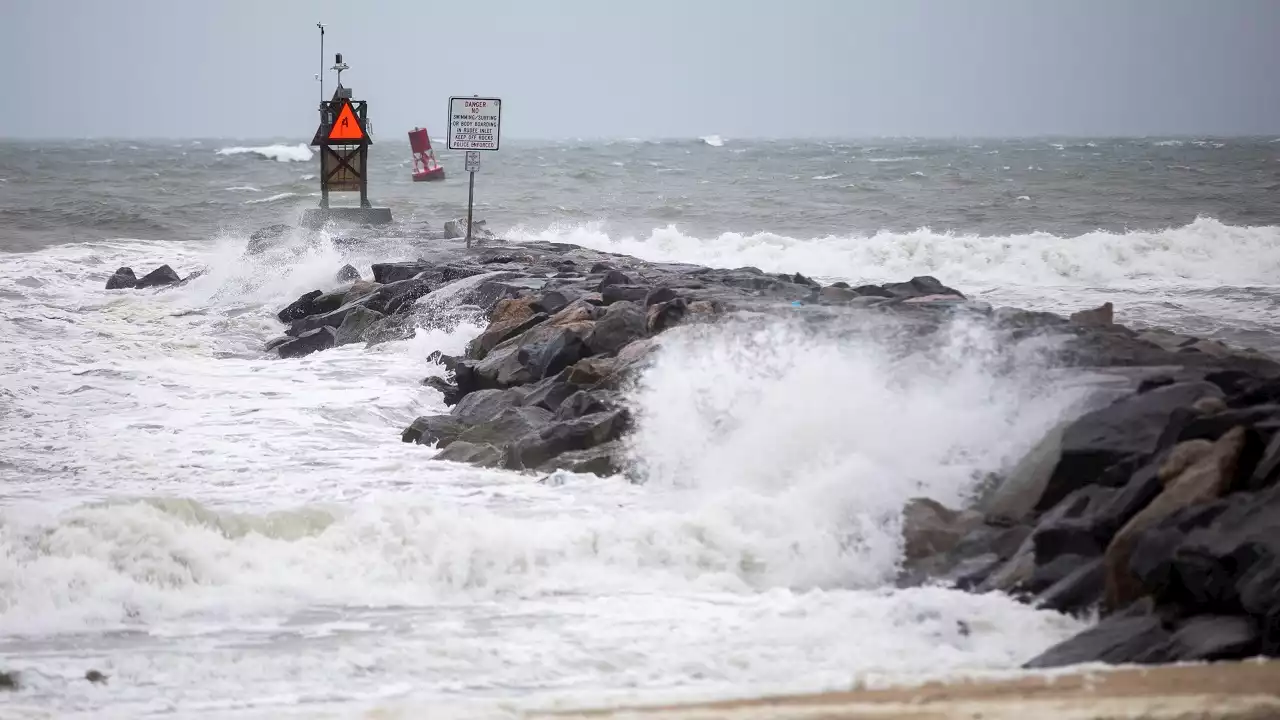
{"left": 2, "top": 135, "right": 1280, "bottom": 717}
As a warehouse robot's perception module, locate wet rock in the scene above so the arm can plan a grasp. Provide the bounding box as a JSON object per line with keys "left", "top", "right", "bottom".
{"left": 1026, "top": 553, "right": 1094, "bottom": 594}
{"left": 1139, "top": 615, "right": 1262, "bottom": 663}
{"left": 644, "top": 287, "right": 679, "bottom": 307}
{"left": 901, "top": 498, "right": 984, "bottom": 562}
{"left": 534, "top": 289, "right": 585, "bottom": 315}
{"left": 105, "top": 266, "right": 137, "bottom": 289}
{"left": 333, "top": 306, "right": 385, "bottom": 346}
{"left": 358, "top": 277, "right": 433, "bottom": 316}
{"left": 979, "top": 421, "right": 1068, "bottom": 525}
{"left": 1104, "top": 427, "right": 1246, "bottom": 611}
{"left": 505, "top": 408, "right": 630, "bottom": 470}
{"left": 586, "top": 301, "right": 648, "bottom": 356}
{"left": 85, "top": 670, "right": 108, "bottom": 684}
{"left": 456, "top": 406, "right": 554, "bottom": 449}
{"left": 473, "top": 323, "right": 590, "bottom": 389}
{"left": 451, "top": 388, "right": 530, "bottom": 426}
{"left": 540, "top": 440, "right": 626, "bottom": 476}
{"left": 469, "top": 312, "right": 548, "bottom": 361}
{"left": 602, "top": 284, "right": 650, "bottom": 305}
{"left": 817, "top": 286, "right": 860, "bottom": 303}
{"left": 556, "top": 389, "right": 620, "bottom": 421}
{"left": 881, "top": 276, "right": 966, "bottom": 300}
{"left": 1246, "top": 430, "right": 1280, "bottom": 491}
{"left": 1036, "top": 381, "right": 1224, "bottom": 514}
{"left": 1034, "top": 556, "right": 1105, "bottom": 614}
{"left": 434, "top": 440, "right": 504, "bottom": 468}
{"left": 646, "top": 298, "right": 688, "bottom": 334}
{"left": 0, "top": 670, "right": 18, "bottom": 690}
{"left": 135, "top": 264, "right": 182, "bottom": 289}
{"left": 245, "top": 223, "right": 291, "bottom": 254}
{"left": 276, "top": 327, "right": 336, "bottom": 359}
{"left": 277, "top": 290, "right": 323, "bottom": 322}
{"left": 336, "top": 264, "right": 362, "bottom": 282}
{"left": 597, "top": 269, "right": 633, "bottom": 291}
{"left": 1023, "top": 601, "right": 1171, "bottom": 669}
{"left": 1070, "top": 301, "right": 1115, "bottom": 327}
{"left": 263, "top": 335, "right": 291, "bottom": 352}
{"left": 546, "top": 299, "right": 600, "bottom": 327}
{"left": 422, "top": 375, "right": 463, "bottom": 405}
{"left": 444, "top": 217, "right": 495, "bottom": 241}
{"left": 401, "top": 414, "right": 465, "bottom": 446}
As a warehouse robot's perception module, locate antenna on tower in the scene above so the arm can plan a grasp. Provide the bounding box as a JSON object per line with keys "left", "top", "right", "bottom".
{"left": 316, "top": 22, "right": 326, "bottom": 103}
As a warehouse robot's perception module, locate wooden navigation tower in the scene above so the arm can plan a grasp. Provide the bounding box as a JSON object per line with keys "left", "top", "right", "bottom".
{"left": 301, "top": 50, "right": 392, "bottom": 229}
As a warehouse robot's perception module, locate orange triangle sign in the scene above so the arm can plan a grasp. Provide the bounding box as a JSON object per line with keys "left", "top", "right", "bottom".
{"left": 328, "top": 101, "right": 366, "bottom": 141}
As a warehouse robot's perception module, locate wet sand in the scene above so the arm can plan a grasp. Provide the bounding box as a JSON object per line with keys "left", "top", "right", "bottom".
{"left": 532, "top": 661, "right": 1280, "bottom": 720}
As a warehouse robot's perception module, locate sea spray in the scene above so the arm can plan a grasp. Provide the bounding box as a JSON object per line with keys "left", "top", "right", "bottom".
{"left": 620, "top": 312, "right": 1092, "bottom": 590}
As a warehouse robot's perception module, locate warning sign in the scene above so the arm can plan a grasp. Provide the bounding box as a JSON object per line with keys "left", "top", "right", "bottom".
{"left": 328, "top": 101, "right": 366, "bottom": 142}
{"left": 447, "top": 97, "right": 501, "bottom": 151}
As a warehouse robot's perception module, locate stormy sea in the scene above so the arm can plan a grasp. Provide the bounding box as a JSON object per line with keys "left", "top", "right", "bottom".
{"left": 2, "top": 135, "right": 1280, "bottom": 718}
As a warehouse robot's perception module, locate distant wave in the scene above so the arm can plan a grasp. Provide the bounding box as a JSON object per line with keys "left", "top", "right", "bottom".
{"left": 225, "top": 186, "right": 260, "bottom": 192}
{"left": 216, "top": 144, "right": 313, "bottom": 163}
{"left": 867, "top": 156, "right": 922, "bottom": 163}
{"left": 505, "top": 216, "right": 1280, "bottom": 289}
{"left": 699, "top": 135, "right": 725, "bottom": 147}
{"left": 243, "top": 192, "right": 298, "bottom": 204}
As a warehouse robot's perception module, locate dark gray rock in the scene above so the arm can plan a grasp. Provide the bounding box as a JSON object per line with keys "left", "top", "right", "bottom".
{"left": 473, "top": 324, "right": 590, "bottom": 389}
{"left": 505, "top": 409, "right": 631, "bottom": 470}
{"left": 263, "top": 335, "right": 291, "bottom": 352}
{"left": 586, "top": 301, "right": 647, "bottom": 356}
{"left": 455, "top": 406, "right": 554, "bottom": 449}
{"left": 646, "top": 298, "right": 688, "bottom": 333}
{"left": 434, "top": 440, "right": 504, "bottom": 468}
{"left": 1034, "top": 557, "right": 1105, "bottom": 614}
{"left": 1138, "top": 615, "right": 1262, "bottom": 663}
{"left": 401, "top": 414, "right": 465, "bottom": 446}
{"left": 1036, "top": 381, "right": 1224, "bottom": 513}
{"left": 336, "top": 264, "right": 361, "bottom": 282}
{"left": 105, "top": 267, "right": 136, "bottom": 290}
{"left": 881, "top": 276, "right": 966, "bottom": 300}
{"left": 644, "top": 287, "right": 679, "bottom": 307}
{"left": 1245, "top": 428, "right": 1280, "bottom": 492}
{"left": 333, "top": 306, "right": 385, "bottom": 346}
{"left": 1023, "top": 602, "right": 1171, "bottom": 668}
{"left": 597, "top": 269, "right": 633, "bottom": 291}
{"left": 135, "top": 264, "right": 182, "bottom": 289}
{"left": 277, "top": 290, "right": 324, "bottom": 323}
{"left": 245, "top": 223, "right": 291, "bottom": 254}
{"left": 276, "top": 327, "right": 336, "bottom": 359}
{"left": 469, "top": 312, "right": 548, "bottom": 361}
{"left": 1026, "top": 553, "right": 1094, "bottom": 594}
{"left": 901, "top": 498, "right": 984, "bottom": 563}
{"left": 521, "top": 371, "right": 582, "bottom": 413}
{"left": 540, "top": 440, "right": 626, "bottom": 476}
{"left": 451, "top": 388, "right": 530, "bottom": 425}
{"left": 533, "top": 289, "right": 584, "bottom": 315}
{"left": 422, "top": 375, "right": 463, "bottom": 405}
{"left": 602, "top": 284, "right": 650, "bottom": 305}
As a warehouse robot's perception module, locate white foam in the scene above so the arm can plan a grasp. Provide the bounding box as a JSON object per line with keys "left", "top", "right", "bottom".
{"left": 699, "top": 135, "right": 725, "bottom": 147}
{"left": 216, "top": 144, "right": 314, "bottom": 163}
{"left": 0, "top": 233, "right": 1091, "bottom": 714}
{"left": 812, "top": 173, "right": 842, "bottom": 180}
{"left": 243, "top": 192, "right": 298, "bottom": 204}
{"left": 225, "top": 185, "right": 260, "bottom": 192}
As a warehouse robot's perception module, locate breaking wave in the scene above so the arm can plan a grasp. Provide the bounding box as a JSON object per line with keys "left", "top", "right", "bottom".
{"left": 506, "top": 216, "right": 1280, "bottom": 289}
{"left": 216, "top": 143, "right": 313, "bottom": 163}
{"left": 699, "top": 135, "right": 725, "bottom": 147}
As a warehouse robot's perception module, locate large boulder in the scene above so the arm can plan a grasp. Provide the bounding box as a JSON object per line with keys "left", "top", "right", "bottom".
{"left": 451, "top": 388, "right": 530, "bottom": 426}
{"left": 453, "top": 406, "right": 554, "bottom": 449}
{"left": 277, "top": 290, "right": 324, "bottom": 322}
{"left": 505, "top": 409, "right": 631, "bottom": 470}
{"left": 585, "top": 301, "right": 647, "bottom": 356}
{"left": 333, "top": 306, "right": 385, "bottom": 346}
{"left": 105, "top": 267, "right": 137, "bottom": 290}
{"left": 134, "top": 264, "right": 182, "bottom": 289}
{"left": 1103, "top": 427, "right": 1246, "bottom": 611}
{"left": 540, "top": 440, "right": 626, "bottom": 476}
{"left": 401, "top": 415, "right": 465, "bottom": 447}
{"left": 434, "top": 440, "right": 504, "bottom": 468}
{"left": 276, "top": 327, "right": 336, "bottom": 359}
{"left": 1036, "top": 381, "right": 1224, "bottom": 514}
{"left": 901, "top": 498, "right": 984, "bottom": 562}
{"left": 1023, "top": 601, "right": 1171, "bottom": 669}
{"left": 472, "top": 323, "right": 591, "bottom": 389}
{"left": 979, "top": 421, "right": 1069, "bottom": 525}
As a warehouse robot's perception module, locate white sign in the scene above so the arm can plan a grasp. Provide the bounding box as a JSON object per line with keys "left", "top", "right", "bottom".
{"left": 448, "top": 96, "right": 502, "bottom": 151}
{"left": 464, "top": 150, "right": 481, "bottom": 172}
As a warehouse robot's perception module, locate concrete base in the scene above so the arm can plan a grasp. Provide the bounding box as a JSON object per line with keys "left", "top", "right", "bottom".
{"left": 300, "top": 206, "right": 394, "bottom": 230}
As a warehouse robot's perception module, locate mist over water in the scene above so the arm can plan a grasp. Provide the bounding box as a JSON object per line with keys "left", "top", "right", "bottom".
{"left": 1, "top": 136, "right": 1278, "bottom": 715}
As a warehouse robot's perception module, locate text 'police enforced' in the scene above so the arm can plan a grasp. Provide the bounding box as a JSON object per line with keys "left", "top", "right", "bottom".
{"left": 448, "top": 97, "right": 502, "bottom": 151}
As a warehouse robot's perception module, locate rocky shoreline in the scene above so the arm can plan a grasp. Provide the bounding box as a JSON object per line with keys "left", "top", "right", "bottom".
{"left": 104, "top": 225, "right": 1280, "bottom": 677}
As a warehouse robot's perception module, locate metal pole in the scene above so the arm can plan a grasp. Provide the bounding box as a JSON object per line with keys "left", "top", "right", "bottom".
{"left": 317, "top": 23, "right": 325, "bottom": 102}
{"left": 465, "top": 171, "right": 476, "bottom": 248}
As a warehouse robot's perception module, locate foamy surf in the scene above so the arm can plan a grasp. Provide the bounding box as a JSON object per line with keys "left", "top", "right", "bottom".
{"left": 215, "top": 143, "right": 314, "bottom": 163}
{"left": 0, "top": 229, "right": 1095, "bottom": 716}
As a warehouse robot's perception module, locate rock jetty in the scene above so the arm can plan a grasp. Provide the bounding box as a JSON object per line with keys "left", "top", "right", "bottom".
{"left": 113, "top": 225, "right": 1280, "bottom": 673}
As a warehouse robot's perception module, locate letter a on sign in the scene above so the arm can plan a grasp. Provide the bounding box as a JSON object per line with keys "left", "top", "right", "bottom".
{"left": 328, "top": 101, "right": 366, "bottom": 142}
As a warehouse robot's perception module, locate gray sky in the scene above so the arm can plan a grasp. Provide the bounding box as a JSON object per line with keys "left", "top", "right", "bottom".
{"left": 5, "top": 0, "right": 1279, "bottom": 139}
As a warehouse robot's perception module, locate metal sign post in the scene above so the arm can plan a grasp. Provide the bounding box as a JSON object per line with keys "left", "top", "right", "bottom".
{"left": 447, "top": 96, "right": 502, "bottom": 248}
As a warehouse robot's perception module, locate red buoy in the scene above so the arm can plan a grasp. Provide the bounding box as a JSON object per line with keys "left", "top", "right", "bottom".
{"left": 408, "top": 127, "right": 445, "bottom": 181}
